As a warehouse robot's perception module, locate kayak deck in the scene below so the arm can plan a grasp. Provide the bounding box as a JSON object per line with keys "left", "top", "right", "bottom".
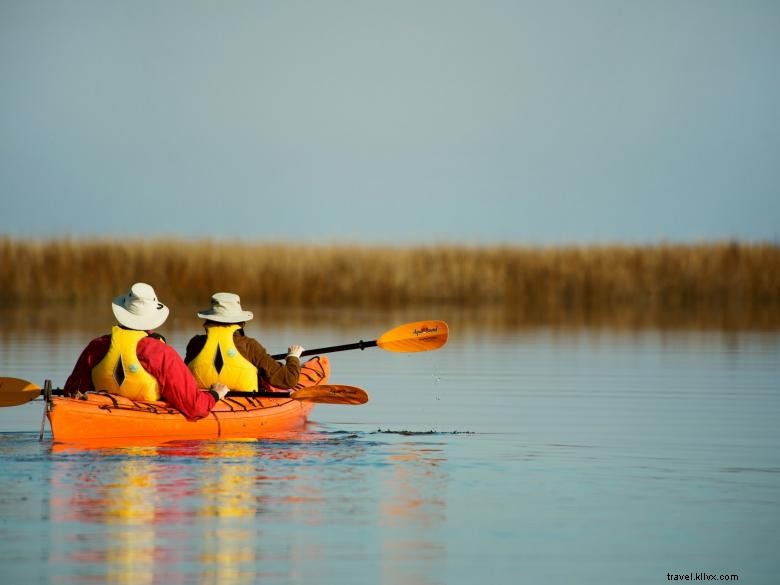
{"left": 48, "top": 356, "right": 329, "bottom": 442}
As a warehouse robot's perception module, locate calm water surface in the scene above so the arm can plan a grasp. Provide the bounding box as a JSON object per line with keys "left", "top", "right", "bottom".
{"left": 0, "top": 320, "right": 778, "bottom": 584}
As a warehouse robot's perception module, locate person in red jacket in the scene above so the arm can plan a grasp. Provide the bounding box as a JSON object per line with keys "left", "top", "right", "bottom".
{"left": 64, "top": 282, "right": 228, "bottom": 420}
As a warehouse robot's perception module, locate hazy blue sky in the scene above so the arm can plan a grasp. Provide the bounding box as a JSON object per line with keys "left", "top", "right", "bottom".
{"left": 2, "top": 0, "right": 778, "bottom": 244}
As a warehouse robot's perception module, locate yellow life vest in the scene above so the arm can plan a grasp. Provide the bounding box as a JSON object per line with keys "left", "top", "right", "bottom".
{"left": 91, "top": 326, "right": 161, "bottom": 402}
{"left": 188, "top": 324, "right": 258, "bottom": 391}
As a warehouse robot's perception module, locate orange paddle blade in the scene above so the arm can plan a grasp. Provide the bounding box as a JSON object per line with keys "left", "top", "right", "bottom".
{"left": 376, "top": 320, "right": 449, "bottom": 353}
{"left": 291, "top": 385, "right": 368, "bottom": 405}
{"left": 0, "top": 377, "right": 42, "bottom": 407}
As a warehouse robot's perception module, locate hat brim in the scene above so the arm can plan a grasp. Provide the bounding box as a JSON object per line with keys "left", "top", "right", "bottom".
{"left": 112, "top": 295, "right": 170, "bottom": 330}
{"left": 197, "top": 309, "right": 254, "bottom": 323}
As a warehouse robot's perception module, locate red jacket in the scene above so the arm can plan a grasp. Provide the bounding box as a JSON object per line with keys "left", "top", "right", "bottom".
{"left": 64, "top": 334, "right": 217, "bottom": 420}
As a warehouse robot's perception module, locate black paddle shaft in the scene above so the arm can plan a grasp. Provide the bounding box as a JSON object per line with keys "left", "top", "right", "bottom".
{"left": 271, "top": 339, "right": 378, "bottom": 361}
{"left": 43, "top": 388, "right": 294, "bottom": 399}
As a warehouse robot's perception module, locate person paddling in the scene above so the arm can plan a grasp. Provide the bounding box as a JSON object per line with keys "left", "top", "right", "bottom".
{"left": 64, "top": 282, "right": 229, "bottom": 419}
{"left": 185, "top": 292, "right": 304, "bottom": 392}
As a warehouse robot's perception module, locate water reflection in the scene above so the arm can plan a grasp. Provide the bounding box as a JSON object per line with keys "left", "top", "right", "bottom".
{"left": 2, "top": 301, "right": 778, "bottom": 341}
{"left": 2, "top": 321, "right": 778, "bottom": 585}
{"left": 46, "top": 434, "right": 449, "bottom": 584}
{"left": 50, "top": 441, "right": 263, "bottom": 584}
{"left": 197, "top": 441, "right": 257, "bottom": 585}
{"left": 50, "top": 447, "right": 161, "bottom": 584}
{"left": 381, "top": 446, "right": 447, "bottom": 527}
{"left": 379, "top": 444, "right": 448, "bottom": 585}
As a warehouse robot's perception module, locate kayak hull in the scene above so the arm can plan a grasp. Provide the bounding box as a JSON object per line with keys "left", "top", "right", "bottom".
{"left": 48, "top": 356, "right": 328, "bottom": 442}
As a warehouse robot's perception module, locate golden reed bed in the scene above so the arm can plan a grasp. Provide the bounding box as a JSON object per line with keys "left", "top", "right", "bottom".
{"left": 1, "top": 238, "right": 779, "bottom": 329}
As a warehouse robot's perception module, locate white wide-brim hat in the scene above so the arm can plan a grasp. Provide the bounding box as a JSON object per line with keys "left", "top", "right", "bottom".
{"left": 112, "top": 282, "right": 170, "bottom": 331}
{"left": 197, "top": 292, "right": 253, "bottom": 323}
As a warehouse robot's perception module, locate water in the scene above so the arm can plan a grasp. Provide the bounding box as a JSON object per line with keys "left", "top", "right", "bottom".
{"left": 1, "top": 319, "right": 779, "bottom": 584}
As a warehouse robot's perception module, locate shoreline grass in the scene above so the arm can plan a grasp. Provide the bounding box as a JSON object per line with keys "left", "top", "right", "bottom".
{"left": 2, "top": 237, "right": 778, "bottom": 328}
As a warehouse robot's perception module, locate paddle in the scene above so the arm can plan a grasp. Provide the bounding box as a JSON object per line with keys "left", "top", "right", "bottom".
{"left": 0, "top": 377, "right": 41, "bottom": 407}
{"left": 0, "top": 377, "right": 368, "bottom": 407}
{"left": 236, "top": 385, "right": 368, "bottom": 405}
{"left": 270, "top": 320, "right": 449, "bottom": 360}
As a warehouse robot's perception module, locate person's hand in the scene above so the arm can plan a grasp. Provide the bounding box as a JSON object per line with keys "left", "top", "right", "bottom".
{"left": 287, "top": 344, "right": 304, "bottom": 359}
{"left": 210, "top": 383, "right": 230, "bottom": 400}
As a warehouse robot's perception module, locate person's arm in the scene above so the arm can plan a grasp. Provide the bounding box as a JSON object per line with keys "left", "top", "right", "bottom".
{"left": 183, "top": 334, "right": 206, "bottom": 365}
{"left": 63, "top": 336, "right": 110, "bottom": 394}
{"left": 237, "top": 336, "right": 302, "bottom": 389}
{"left": 140, "top": 339, "right": 218, "bottom": 420}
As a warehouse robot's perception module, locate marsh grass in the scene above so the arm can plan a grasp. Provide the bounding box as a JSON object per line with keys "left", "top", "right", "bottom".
{"left": 1, "top": 237, "right": 778, "bottom": 329}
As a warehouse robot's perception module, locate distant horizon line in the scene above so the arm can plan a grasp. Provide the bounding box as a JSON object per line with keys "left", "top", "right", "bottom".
{"left": 2, "top": 233, "right": 777, "bottom": 248}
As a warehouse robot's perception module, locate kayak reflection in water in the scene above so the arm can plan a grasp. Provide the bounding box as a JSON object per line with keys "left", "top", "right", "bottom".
{"left": 63, "top": 282, "right": 230, "bottom": 419}
{"left": 185, "top": 292, "right": 304, "bottom": 392}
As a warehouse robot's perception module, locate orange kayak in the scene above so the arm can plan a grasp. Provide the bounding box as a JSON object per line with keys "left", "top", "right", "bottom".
{"left": 47, "top": 356, "right": 329, "bottom": 442}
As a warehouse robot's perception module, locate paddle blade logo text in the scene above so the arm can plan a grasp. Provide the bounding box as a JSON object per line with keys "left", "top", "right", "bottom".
{"left": 413, "top": 326, "right": 438, "bottom": 337}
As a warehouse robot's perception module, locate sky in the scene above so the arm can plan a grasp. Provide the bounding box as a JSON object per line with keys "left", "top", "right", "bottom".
{"left": 1, "top": 0, "right": 778, "bottom": 245}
